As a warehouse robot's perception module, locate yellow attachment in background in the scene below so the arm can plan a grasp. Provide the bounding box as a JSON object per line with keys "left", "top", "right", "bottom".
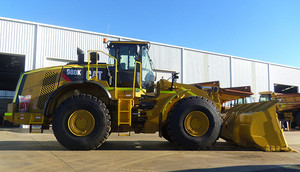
{"left": 221, "top": 101, "right": 295, "bottom": 152}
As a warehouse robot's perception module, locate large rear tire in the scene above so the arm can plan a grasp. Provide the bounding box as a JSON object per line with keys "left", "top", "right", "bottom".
{"left": 295, "top": 112, "right": 300, "bottom": 127}
{"left": 167, "top": 96, "right": 222, "bottom": 150}
{"left": 52, "top": 94, "right": 111, "bottom": 150}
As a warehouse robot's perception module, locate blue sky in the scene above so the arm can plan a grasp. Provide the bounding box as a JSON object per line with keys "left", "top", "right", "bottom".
{"left": 1, "top": 0, "right": 299, "bottom": 68}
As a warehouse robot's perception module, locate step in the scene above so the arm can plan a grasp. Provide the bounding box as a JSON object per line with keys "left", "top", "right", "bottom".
{"left": 118, "top": 98, "right": 134, "bottom": 126}
{"left": 29, "top": 124, "right": 43, "bottom": 133}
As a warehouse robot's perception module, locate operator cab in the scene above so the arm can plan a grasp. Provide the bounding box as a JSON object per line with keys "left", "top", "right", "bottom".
{"left": 259, "top": 91, "right": 273, "bottom": 102}
{"left": 107, "top": 41, "right": 155, "bottom": 92}
{"left": 259, "top": 94, "right": 273, "bottom": 102}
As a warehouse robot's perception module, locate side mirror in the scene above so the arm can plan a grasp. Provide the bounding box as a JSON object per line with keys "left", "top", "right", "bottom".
{"left": 169, "top": 72, "right": 179, "bottom": 91}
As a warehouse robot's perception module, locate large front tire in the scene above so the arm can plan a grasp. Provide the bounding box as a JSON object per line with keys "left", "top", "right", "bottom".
{"left": 52, "top": 94, "right": 111, "bottom": 150}
{"left": 162, "top": 124, "right": 172, "bottom": 142}
{"left": 167, "top": 96, "right": 222, "bottom": 150}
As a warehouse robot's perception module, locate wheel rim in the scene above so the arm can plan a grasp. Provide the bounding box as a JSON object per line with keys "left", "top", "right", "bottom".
{"left": 68, "top": 110, "right": 95, "bottom": 137}
{"left": 184, "top": 111, "right": 209, "bottom": 137}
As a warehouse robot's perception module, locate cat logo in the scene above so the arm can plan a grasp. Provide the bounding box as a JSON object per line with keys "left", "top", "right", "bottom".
{"left": 86, "top": 70, "right": 103, "bottom": 80}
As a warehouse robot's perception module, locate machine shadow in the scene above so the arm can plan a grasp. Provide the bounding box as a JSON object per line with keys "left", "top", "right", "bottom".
{"left": 0, "top": 140, "right": 257, "bottom": 151}
{"left": 0, "top": 141, "right": 66, "bottom": 151}
{"left": 174, "top": 164, "right": 300, "bottom": 172}
{"left": 99, "top": 140, "right": 258, "bottom": 151}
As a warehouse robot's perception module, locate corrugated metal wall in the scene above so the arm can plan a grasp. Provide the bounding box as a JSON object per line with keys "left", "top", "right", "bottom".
{"left": 183, "top": 50, "right": 231, "bottom": 87}
{"left": 1, "top": 17, "right": 300, "bottom": 100}
{"left": 0, "top": 19, "right": 36, "bottom": 70}
{"left": 231, "top": 58, "right": 270, "bottom": 101}
{"left": 148, "top": 44, "right": 182, "bottom": 82}
{"left": 38, "top": 26, "right": 120, "bottom": 68}
{"left": 269, "top": 64, "right": 300, "bottom": 91}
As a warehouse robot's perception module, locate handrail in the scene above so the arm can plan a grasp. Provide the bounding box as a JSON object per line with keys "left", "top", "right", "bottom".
{"left": 87, "top": 50, "right": 118, "bottom": 98}
{"left": 133, "top": 61, "right": 144, "bottom": 98}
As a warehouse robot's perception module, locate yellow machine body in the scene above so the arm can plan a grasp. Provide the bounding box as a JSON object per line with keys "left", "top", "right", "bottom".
{"left": 3, "top": 41, "right": 292, "bottom": 151}
{"left": 4, "top": 69, "right": 216, "bottom": 133}
{"left": 221, "top": 101, "right": 293, "bottom": 152}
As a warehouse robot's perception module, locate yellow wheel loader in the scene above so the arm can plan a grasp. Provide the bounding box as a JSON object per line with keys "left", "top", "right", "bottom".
{"left": 259, "top": 91, "right": 300, "bottom": 129}
{"left": 4, "top": 41, "right": 293, "bottom": 151}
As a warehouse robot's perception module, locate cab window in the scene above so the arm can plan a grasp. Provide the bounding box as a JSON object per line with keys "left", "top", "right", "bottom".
{"left": 119, "top": 46, "right": 137, "bottom": 70}
{"left": 259, "top": 95, "right": 272, "bottom": 102}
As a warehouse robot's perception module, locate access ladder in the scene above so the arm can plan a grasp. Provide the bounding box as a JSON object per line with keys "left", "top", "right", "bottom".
{"left": 117, "top": 98, "right": 134, "bottom": 136}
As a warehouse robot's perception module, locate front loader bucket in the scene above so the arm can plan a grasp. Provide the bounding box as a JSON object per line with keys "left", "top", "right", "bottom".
{"left": 221, "top": 101, "right": 293, "bottom": 152}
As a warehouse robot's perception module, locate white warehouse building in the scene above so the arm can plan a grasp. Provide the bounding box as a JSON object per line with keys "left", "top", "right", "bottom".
{"left": 0, "top": 17, "right": 300, "bottom": 106}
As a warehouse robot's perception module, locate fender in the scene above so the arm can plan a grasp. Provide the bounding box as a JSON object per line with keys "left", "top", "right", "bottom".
{"left": 43, "top": 80, "right": 112, "bottom": 116}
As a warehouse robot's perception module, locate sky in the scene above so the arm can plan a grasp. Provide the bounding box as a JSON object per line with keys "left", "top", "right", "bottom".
{"left": 0, "top": 0, "right": 299, "bottom": 68}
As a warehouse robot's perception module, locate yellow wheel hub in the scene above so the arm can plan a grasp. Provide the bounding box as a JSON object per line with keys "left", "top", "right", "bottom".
{"left": 68, "top": 110, "right": 95, "bottom": 137}
{"left": 184, "top": 111, "right": 209, "bottom": 137}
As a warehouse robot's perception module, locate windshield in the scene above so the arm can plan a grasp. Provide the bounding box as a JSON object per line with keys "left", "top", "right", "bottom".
{"left": 141, "top": 46, "right": 154, "bottom": 87}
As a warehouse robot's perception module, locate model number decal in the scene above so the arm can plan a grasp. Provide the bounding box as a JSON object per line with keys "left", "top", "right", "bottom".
{"left": 66, "top": 69, "right": 82, "bottom": 76}
{"left": 63, "top": 68, "right": 107, "bottom": 81}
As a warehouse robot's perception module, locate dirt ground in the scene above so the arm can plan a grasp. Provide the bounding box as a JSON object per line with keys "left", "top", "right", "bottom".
{"left": 0, "top": 127, "right": 299, "bottom": 171}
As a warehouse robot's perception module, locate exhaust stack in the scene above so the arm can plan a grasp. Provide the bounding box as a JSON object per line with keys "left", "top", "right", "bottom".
{"left": 77, "top": 48, "right": 84, "bottom": 64}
